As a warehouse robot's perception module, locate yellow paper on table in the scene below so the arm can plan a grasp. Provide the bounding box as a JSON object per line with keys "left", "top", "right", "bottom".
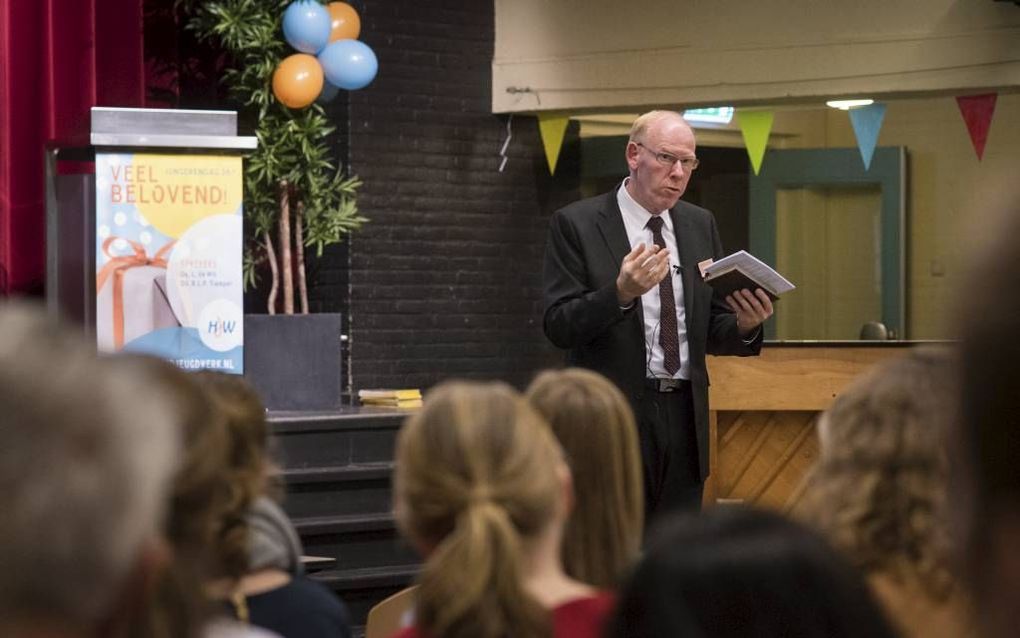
{"left": 358, "top": 389, "right": 422, "bottom": 401}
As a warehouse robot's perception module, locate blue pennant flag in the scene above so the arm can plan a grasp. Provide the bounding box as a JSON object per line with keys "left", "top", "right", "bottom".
{"left": 848, "top": 103, "right": 886, "bottom": 170}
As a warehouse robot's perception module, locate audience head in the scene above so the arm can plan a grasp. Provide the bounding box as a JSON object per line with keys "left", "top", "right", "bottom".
{"left": 798, "top": 348, "right": 956, "bottom": 598}
{"left": 394, "top": 380, "right": 569, "bottom": 638}
{"left": 954, "top": 188, "right": 1020, "bottom": 637}
{"left": 113, "top": 355, "right": 233, "bottom": 638}
{"left": 525, "top": 367, "right": 643, "bottom": 587}
{"left": 609, "top": 506, "right": 898, "bottom": 638}
{"left": 190, "top": 372, "right": 302, "bottom": 577}
{"left": 116, "top": 357, "right": 233, "bottom": 575}
{"left": 0, "top": 302, "right": 180, "bottom": 635}
{"left": 193, "top": 370, "right": 272, "bottom": 580}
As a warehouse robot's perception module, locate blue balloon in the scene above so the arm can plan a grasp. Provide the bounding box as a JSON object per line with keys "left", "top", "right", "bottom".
{"left": 282, "top": 1, "right": 331, "bottom": 54}
{"left": 317, "top": 39, "right": 378, "bottom": 90}
{"left": 317, "top": 80, "right": 340, "bottom": 104}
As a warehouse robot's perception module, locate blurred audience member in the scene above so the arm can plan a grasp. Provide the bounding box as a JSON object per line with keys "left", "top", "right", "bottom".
{"left": 245, "top": 496, "right": 304, "bottom": 578}
{"left": 0, "top": 302, "right": 179, "bottom": 638}
{"left": 118, "top": 356, "right": 275, "bottom": 638}
{"left": 609, "top": 507, "right": 898, "bottom": 638}
{"left": 797, "top": 348, "right": 969, "bottom": 638}
{"left": 393, "top": 381, "right": 614, "bottom": 638}
{"left": 526, "top": 368, "right": 643, "bottom": 588}
{"left": 195, "top": 371, "right": 351, "bottom": 638}
{"left": 954, "top": 189, "right": 1020, "bottom": 638}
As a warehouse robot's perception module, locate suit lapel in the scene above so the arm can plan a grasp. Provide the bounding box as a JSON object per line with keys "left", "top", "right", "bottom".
{"left": 596, "top": 189, "right": 630, "bottom": 267}
{"left": 670, "top": 204, "right": 697, "bottom": 333}
{"left": 597, "top": 188, "right": 647, "bottom": 330}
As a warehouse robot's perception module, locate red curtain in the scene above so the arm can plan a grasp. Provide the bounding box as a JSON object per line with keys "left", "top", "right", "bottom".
{"left": 0, "top": 0, "right": 145, "bottom": 294}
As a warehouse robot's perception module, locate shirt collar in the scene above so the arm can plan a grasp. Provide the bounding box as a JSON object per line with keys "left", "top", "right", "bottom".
{"left": 617, "top": 178, "right": 673, "bottom": 232}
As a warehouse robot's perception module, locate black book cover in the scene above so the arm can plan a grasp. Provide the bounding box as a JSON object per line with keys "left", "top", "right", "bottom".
{"left": 705, "top": 268, "right": 780, "bottom": 302}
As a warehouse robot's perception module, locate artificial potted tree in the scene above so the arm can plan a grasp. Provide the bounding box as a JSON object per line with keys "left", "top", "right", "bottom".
{"left": 178, "top": 0, "right": 378, "bottom": 409}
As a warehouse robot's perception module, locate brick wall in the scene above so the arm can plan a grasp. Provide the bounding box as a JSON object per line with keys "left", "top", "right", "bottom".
{"left": 328, "top": 0, "right": 581, "bottom": 391}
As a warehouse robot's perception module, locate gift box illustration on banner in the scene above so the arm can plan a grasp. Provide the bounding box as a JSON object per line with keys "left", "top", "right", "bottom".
{"left": 96, "top": 237, "right": 180, "bottom": 350}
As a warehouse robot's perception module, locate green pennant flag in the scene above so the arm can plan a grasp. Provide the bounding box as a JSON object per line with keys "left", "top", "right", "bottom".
{"left": 538, "top": 114, "right": 570, "bottom": 175}
{"left": 736, "top": 110, "right": 774, "bottom": 175}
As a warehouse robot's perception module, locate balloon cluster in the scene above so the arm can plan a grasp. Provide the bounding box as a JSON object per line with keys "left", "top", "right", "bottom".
{"left": 271, "top": 1, "right": 378, "bottom": 109}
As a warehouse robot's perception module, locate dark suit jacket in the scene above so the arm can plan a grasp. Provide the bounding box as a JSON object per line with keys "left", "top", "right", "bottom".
{"left": 542, "top": 189, "right": 762, "bottom": 479}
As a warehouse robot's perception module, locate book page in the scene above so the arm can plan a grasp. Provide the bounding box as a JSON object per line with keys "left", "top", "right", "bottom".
{"left": 703, "top": 251, "right": 795, "bottom": 295}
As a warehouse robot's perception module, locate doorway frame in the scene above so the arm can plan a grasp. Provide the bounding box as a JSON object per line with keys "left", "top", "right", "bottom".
{"left": 749, "top": 146, "right": 906, "bottom": 339}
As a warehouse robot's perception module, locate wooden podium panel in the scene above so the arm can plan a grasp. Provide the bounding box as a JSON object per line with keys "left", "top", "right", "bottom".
{"left": 704, "top": 344, "right": 914, "bottom": 508}
{"left": 708, "top": 346, "right": 907, "bottom": 411}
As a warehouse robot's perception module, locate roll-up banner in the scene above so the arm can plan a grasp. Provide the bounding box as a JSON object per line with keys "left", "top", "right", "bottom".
{"left": 95, "top": 152, "right": 244, "bottom": 373}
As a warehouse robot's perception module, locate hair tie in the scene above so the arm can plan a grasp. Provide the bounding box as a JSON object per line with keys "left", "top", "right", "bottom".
{"left": 469, "top": 485, "right": 493, "bottom": 506}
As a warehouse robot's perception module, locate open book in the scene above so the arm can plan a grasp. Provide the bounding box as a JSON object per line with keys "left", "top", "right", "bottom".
{"left": 701, "top": 251, "right": 795, "bottom": 301}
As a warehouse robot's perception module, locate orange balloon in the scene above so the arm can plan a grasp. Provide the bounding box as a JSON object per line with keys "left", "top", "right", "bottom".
{"left": 327, "top": 2, "right": 361, "bottom": 41}
{"left": 272, "top": 54, "right": 324, "bottom": 109}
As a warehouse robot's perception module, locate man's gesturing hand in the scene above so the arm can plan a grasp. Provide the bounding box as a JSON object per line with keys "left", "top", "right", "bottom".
{"left": 616, "top": 242, "right": 671, "bottom": 306}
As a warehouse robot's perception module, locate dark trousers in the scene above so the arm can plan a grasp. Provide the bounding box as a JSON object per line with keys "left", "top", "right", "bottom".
{"left": 634, "top": 382, "right": 703, "bottom": 526}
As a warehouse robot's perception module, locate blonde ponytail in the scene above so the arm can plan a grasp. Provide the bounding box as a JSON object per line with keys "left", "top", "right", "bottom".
{"left": 395, "top": 381, "right": 562, "bottom": 638}
{"left": 417, "top": 500, "right": 548, "bottom": 638}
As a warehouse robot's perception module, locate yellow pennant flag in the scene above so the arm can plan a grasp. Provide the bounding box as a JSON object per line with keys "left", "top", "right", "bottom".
{"left": 736, "top": 110, "right": 774, "bottom": 175}
{"left": 538, "top": 114, "right": 570, "bottom": 175}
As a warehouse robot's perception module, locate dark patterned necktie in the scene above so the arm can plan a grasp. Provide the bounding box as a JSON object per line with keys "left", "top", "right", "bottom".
{"left": 646, "top": 216, "right": 681, "bottom": 375}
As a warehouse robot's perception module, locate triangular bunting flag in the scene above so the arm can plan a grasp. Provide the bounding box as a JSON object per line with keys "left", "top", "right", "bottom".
{"left": 537, "top": 114, "right": 570, "bottom": 175}
{"left": 736, "top": 110, "right": 774, "bottom": 175}
{"left": 956, "top": 93, "right": 997, "bottom": 160}
{"left": 848, "top": 103, "right": 887, "bottom": 170}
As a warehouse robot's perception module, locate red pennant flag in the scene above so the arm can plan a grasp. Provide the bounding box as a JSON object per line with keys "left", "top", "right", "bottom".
{"left": 956, "top": 93, "right": 997, "bottom": 160}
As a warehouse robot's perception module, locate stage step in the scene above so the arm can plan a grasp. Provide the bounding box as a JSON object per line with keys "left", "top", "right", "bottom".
{"left": 282, "top": 462, "right": 395, "bottom": 519}
{"left": 269, "top": 408, "right": 418, "bottom": 628}
{"left": 297, "top": 514, "right": 418, "bottom": 573}
{"left": 313, "top": 564, "right": 419, "bottom": 592}
{"left": 270, "top": 408, "right": 406, "bottom": 468}
{"left": 284, "top": 461, "right": 394, "bottom": 484}
{"left": 295, "top": 511, "right": 395, "bottom": 535}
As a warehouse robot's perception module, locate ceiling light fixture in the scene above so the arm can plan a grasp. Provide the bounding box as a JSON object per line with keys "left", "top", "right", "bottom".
{"left": 826, "top": 99, "right": 875, "bottom": 110}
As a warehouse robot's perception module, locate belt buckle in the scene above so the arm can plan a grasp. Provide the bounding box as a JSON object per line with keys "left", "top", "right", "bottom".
{"left": 650, "top": 378, "right": 681, "bottom": 392}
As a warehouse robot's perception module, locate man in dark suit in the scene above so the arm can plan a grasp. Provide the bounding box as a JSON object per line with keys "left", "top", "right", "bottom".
{"left": 543, "top": 110, "right": 773, "bottom": 519}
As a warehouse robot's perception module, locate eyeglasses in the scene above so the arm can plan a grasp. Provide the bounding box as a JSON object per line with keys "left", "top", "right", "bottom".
{"left": 634, "top": 142, "right": 700, "bottom": 171}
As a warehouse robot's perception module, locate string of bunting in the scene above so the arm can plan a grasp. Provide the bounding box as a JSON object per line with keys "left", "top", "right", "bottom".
{"left": 527, "top": 92, "right": 1002, "bottom": 177}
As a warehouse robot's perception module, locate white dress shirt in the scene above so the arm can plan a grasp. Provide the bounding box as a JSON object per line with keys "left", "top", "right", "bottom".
{"left": 617, "top": 181, "right": 690, "bottom": 380}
